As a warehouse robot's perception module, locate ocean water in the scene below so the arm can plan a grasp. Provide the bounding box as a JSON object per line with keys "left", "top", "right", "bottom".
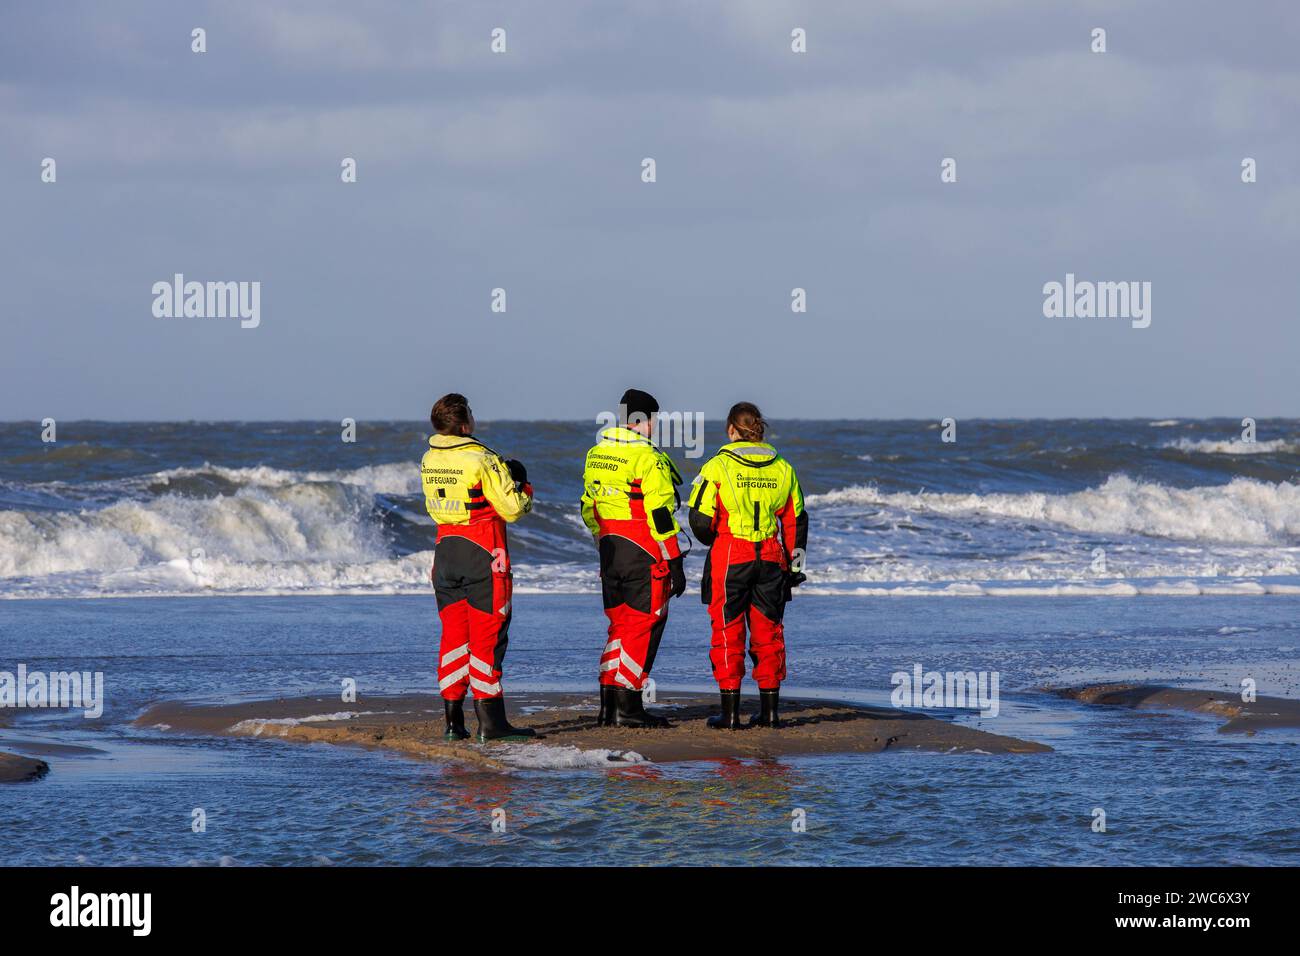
{"left": 3, "top": 419, "right": 1300, "bottom": 599}
{"left": 2, "top": 420, "right": 1299, "bottom": 865}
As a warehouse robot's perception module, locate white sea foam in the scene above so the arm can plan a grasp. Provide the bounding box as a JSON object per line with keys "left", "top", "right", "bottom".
{"left": 0, "top": 479, "right": 389, "bottom": 578}
{"left": 229, "top": 712, "right": 377, "bottom": 735}
{"left": 809, "top": 475, "right": 1300, "bottom": 545}
{"left": 5, "top": 462, "right": 1300, "bottom": 599}
{"left": 802, "top": 578, "right": 1300, "bottom": 597}
{"left": 1162, "top": 438, "right": 1298, "bottom": 455}
{"left": 149, "top": 461, "right": 420, "bottom": 496}
{"left": 491, "top": 743, "right": 646, "bottom": 768}
{"left": 0, "top": 455, "right": 612, "bottom": 599}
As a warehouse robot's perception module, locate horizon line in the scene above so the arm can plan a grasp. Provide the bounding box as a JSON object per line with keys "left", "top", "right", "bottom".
{"left": 1, "top": 415, "right": 1287, "bottom": 425}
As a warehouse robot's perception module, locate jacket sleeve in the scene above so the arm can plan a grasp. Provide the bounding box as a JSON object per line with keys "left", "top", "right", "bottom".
{"left": 579, "top": 449, "right": 600, "bottom": 537}
{"left": 580, "top": 482, "right": 598, "bottom": 537}
{"left": 481, "top": 452, "right": 532, "bottom": 523}
{"left": 640, "top": 451, "right": 682, "bottom": 543}
{"left": 778, "top": 467, "right": 807, "bottom": 561}
{"left": 687, "top": 461, "right": 720, "bottom": 546}
{"left": 420, "top": 453, "right": 438, "bottom": 522}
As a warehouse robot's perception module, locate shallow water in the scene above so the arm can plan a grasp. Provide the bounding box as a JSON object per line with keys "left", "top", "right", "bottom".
{"left": 2, "top": 594, "right": 1297, "bottom": 866}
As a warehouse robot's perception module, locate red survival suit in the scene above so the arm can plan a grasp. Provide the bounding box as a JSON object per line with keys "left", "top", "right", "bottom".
{"left": 421, "top": 434, "right": 532, "bottom": 701}
{"left": 579, "top": 426, "right": 684, "bottom": 692}
{"left": 687, "top": 441, "right": 807, "bottom": 690}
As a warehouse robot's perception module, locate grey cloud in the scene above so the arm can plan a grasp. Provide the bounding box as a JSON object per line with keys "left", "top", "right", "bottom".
{"left": 1, "top": 0, "right": 1297, "bottom": 421}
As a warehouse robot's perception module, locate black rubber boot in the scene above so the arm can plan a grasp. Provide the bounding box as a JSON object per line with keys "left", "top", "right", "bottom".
{"left": 707, "top": 690, "right": 744, "bottom": 730}
{"left": 474, "top": 697, "right": 536, "bottom": 742}
{"left": 748, "top": 688, "right": 781, "bottom": 728}
{"left": 612, "top": 687, "right": 670, "bottom": 728}
{"left": 444, "top": 698, "right": 470, "bottom": 741}
{"left": 596, "top": 684, "right": 617, "bottom": 727}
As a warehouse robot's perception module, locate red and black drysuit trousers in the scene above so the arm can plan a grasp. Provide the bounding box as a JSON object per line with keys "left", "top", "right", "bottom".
{"left": 433, "top": 523, "right": 512, "bottom": 700}
{"left": 702, "top": 535, "right": 788, "bottom": 690}
{"left": 597, "top": 535, "right": 673, "bottom": 691}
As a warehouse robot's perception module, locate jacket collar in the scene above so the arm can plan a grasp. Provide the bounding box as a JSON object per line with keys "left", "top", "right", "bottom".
{"left": 719, "top": 441, "right": 778, "bottom": 467}
{"left": 600, "top": 425, "right": 654, "bottom": 446}
{"left": 428, "top": 433, "right": 485, "bottom": 451}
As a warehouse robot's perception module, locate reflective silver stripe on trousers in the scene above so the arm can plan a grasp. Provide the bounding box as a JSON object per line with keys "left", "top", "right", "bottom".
{"left": 440, "top": 644, "right": 470, "bottom": 667}
{"left": 470, "top": 676, "right": 502, "bottom": 696}
{"left": 439, "top": 664, "right": 470, "bottom": 691}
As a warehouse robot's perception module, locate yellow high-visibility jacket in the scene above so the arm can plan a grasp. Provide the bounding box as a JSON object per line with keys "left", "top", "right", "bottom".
{"left": 580, "top": 426, "right": 683, "bottom": 559}
{"left": 421, "top": 434, "right": 532, "bottom": 528}
{"left": 688, "top": 441, "right": 805, "bottom": 552}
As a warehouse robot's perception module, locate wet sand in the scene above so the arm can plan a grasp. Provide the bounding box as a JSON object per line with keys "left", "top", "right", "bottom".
{"left": 0, "top": 751, "right": 50, "bottom": 783}
{"left": 136, "top": 690, "right": 1050, "bottom": 768}
{"left": 0, "top": 710, "right": 50, "bottom": 782}
{"left": 1055, "top": 683, "right": 1300, "bottom": 734}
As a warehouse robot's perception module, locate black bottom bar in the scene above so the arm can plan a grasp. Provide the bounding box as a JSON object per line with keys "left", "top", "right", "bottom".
{"left": 0, "top": 866, "right": 1282, "bottom": 940}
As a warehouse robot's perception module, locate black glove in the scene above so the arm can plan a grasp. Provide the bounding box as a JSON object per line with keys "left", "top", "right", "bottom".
{"left": 504, "top": 458, "right": 527, "bottom": 485}
{"left": 668, "top": 556, "right": 687, "bottom": 598}
{"left": 786, "top": 571, "right": 807, "bottom": 589}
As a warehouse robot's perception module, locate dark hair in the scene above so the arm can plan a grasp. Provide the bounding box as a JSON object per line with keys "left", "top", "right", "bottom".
{"left": 726, "top": 402, "right": 766, "bottom": 442}
{"left": 430, "top": 393, "right": 472, "bottom": 435}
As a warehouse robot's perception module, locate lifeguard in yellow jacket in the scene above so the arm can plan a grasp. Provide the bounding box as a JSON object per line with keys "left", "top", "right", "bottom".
{"left": 580, "top": 389, "right": 686, "bottom": 727}
{"left": 421, "top": 392, "right": 535, "bottom": 742}
{"left": 688, "top": 402, "right": 807, "bottom": 729}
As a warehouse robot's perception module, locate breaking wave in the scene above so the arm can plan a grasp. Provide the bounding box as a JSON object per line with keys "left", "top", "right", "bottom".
{"left": 4, "top": 451, "right": 1300, "bottom": 597}
{"left": 808, "top": 475, "right": 1300, "bottom": 546}
{"left": 1161, "top": 438, "right": 1300, "bottom": 456}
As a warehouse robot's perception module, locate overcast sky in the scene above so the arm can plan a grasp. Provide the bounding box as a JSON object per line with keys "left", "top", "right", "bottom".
{"left": 2, "top": 0, "right": 1297, "bottom": 421}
